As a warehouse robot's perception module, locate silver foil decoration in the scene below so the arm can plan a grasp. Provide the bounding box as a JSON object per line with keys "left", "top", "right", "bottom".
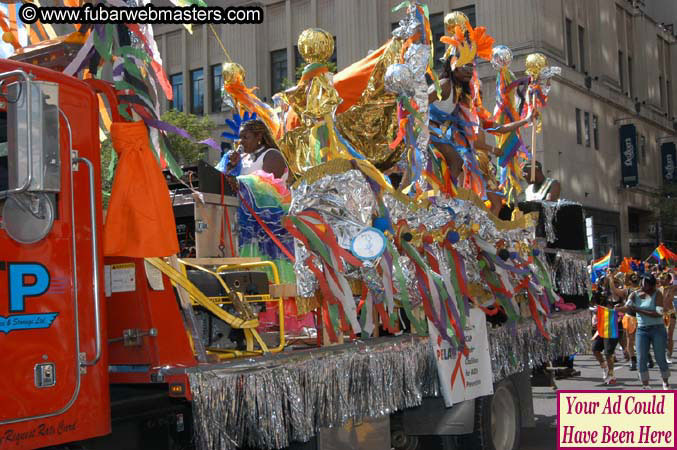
{"left": 404, "top": 43, "right": 431, "bottom": 167}
{"left": 221, "top": 91, "right": 235, "bottom": 113}
{"left": 534, "top": 66, "right": 561, "bottom": 97}
{"left": 187, "top": 311, "right": 589, "bottom": 449}
{"left": 391, "top": 7, "right": 420, "bottom": 40}
{"left": 384, "top": 64, "right": 416, "bottom": 97}
{"left": 294, "top": 240, "right": 317, "bottom": 298}
{"left": 490, "top": 45, "right": 513, "bottom": 70}
{"left": 290, "top": 170, "right": 375, "bottom": 295}
{"left": 189, "top": 337, "right": 438, "bottom": 450}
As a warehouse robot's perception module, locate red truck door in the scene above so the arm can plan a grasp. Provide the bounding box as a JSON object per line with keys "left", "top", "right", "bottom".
{"left": 0, "top": 65, "right": 110, "bottom": 448}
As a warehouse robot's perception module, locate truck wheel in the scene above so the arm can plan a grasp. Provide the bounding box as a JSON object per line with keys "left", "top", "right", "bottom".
{"left": 456, "top": 381, "right": 521, "bottom": 450}
{"left": 391, "top": 429, "right": 419, "bottom": 450}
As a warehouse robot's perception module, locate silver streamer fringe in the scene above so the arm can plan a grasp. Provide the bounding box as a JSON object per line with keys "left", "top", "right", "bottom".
{"left": 489, "top": 310, "right": 590, "bottom": 381}
{"left": 189, "top": 337, "right": 438, "bottom": 450}
{"left": 539, "top": 200, "right": 584, "bottom": 244}
{"left": 187, "top": 311, "right": 589, "bottom": 450}
{"left": 546, "top": 249, "right": 591, "bottom": 296}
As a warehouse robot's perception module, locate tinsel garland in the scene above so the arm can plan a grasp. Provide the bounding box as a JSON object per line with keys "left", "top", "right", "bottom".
{"left": 546, "top": 249, "right": 591, "bottom": 296}
{"left": 539, "top": 200, "right": 585, "bottom": 244}
{"left": 489, "top": 310, "right": 589, "bottom": 381}
{"left": 187, "top": 310, "right": 589, "bottom": 450}
{"left": 189, "top": 337, "right": 438, "bottom": 450}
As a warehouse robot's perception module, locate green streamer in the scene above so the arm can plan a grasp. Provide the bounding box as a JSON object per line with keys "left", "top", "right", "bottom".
{"left": 328, "top": 304, "right": 341, "bottom": 337}
{"left": 388, "top": 241, "right": 425, "bottom": 335}
{"left": 288, "top": 217, "right": 332, "bottom": 264}
{"left": 391, "top": 1, "right": 411, "bottom": 13}
{"left": 157, "top": 133, "right": 183, "bottom": 178}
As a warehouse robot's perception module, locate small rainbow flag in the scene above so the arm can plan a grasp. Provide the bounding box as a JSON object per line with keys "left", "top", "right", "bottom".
{"left": 651, "top": 244, "right": 677, "bottom": 262}
{"left": 591, "top": 250, "right": 612, "bottom": 282}
{"left": 597, "top": 306, "right": 619, "bottom": 339}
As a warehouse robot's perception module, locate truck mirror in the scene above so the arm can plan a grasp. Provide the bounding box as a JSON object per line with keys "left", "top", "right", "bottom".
{"left": 7, "top": 80, "right": 60, "bottom": 193}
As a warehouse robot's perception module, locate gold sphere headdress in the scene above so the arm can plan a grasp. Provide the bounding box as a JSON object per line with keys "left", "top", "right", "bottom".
{"left": 440, "top": 13, "right": 494, "bottom": 70}
{"left": 525, "top": 52, "right": 547, "bottom": 79}
{"left": 297, "top": 28, "right": 334, "bottom": 65}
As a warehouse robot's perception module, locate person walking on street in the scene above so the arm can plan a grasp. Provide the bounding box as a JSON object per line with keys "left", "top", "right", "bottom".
{"left": 608, "top": 272, "right": 641, "bottom": 370}
{"left": 590, "top": 277, "right": 620, "bottom": 385}
{"left": 616, "top": 274, "right": 671, "bottom": 390}
{"left": 658, "top": 272, "right": 677, "bottom": 363}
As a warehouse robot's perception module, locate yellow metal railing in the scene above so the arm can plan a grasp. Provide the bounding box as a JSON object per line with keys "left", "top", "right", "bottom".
{"left": 145, "top": 257, "right": 286, "bottom": 360}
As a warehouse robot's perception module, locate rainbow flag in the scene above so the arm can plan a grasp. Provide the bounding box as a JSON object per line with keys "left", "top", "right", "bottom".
{"left": 591, "top": 250, "right": 612, "bottom": 282}
{"left": 651, "top": 244, "right": 677, "bottom": 262}
{"left": 597, "top": 306, "right": 619, "bottom": 339}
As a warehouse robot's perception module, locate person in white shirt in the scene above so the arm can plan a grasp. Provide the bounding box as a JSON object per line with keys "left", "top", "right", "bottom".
{"left": 226, "top": 119, "right": 289, "bottom": 185}
{"left": 522, "top": 161, "right": 560, "bottom": 201}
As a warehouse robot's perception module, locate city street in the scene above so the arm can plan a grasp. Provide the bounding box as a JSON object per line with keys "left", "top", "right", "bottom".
{"left": 521, "top": 352, "right": 673, "bottom": 450}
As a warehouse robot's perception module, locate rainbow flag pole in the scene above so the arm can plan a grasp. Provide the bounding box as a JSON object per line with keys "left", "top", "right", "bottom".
{"left": 596, "top": 306, "right": 619, "bottom": 339}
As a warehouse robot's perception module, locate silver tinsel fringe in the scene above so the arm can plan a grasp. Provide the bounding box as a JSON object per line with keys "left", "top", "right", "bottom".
{"left": 540, "top": 200, "right": 584, "bottom": 244}
{"left": 489, "top": 310, "right": 590, "bottom": 381}
{"left": 546, "top": 249, "right": 591, "bottom": 296}
{"left": 188, "top": 311, "right": 589, "bottom": 450}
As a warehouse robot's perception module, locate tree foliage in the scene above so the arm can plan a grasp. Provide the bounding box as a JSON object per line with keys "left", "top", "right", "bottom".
{"left": 161, "top": 109, "right": 217, "bottom": 165}
{"left": 100, "top": 133, "right": 114, "bottom": 210}
{"left": 656, "top": 184, "right": 677, "bottom": 225}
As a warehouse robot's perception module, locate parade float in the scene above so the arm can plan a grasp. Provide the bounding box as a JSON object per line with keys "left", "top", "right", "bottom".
{"left": 0, "top": 2, "right": 589, "bottom": 450}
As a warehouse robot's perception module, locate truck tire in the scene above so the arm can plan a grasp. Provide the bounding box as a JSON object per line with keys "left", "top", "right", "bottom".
{"left": 456, "top": 380, "right": 521, "bottom": 450}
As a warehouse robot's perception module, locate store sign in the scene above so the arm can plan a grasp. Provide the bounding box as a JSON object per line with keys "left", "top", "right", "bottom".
{"left": 661, "top": 142, "right": 676, "bottom": 184}
{"left": 619, "top": 124, "right": 638, "bottom": 187}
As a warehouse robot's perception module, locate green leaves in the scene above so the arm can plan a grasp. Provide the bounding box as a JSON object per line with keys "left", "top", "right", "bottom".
{"left": 160, "top": 109, "right": 217, "bottom": 166}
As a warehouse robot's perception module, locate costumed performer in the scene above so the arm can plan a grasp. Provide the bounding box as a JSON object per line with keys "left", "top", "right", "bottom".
{"left": 428, "top": 13, "right": 533, "bottom": 216}
{"left": 222, "top": 120, "right": 313, "bottom": 332}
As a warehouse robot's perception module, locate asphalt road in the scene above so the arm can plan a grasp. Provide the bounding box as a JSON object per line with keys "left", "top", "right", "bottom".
{"left": 520, "top": 351, "right": 674, "bottom": 450}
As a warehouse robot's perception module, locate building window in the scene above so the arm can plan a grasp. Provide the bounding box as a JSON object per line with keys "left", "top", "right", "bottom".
{"left": 627, "top": 55, "right": 633, "bottom": 98}
{"left": 575, "top": 108, "right": 582, "bottom": 145}
{"left": 668, "top": 80, "right": 673, "bottom": 118}
{"left": 294, "top": 46, "right": 303, "bottom": 79}
{"left": 190, "top": 68, "right": 204, "bottom": 115}
{"left": 211, "top": 64, "right": 222, "bottom": 113}
{"left": 429, "top": 13, "right": 445, "bottom": 71}
{"left": 628, "top": 208, "right": 640, "bottom": 234}
{"left": 584, "top": 111, "right": 590, "bottom": 147}
{"left": 578, "top": 25, "right": 586, "bottom": 73}
{"left": 565, "top": 18, "right": 574, "bottom": 68}
{"left": 659, "top": 75, "right": 665, "bottom": 110}
{"left": 170, "top": 73, "right": 183, "bottom": 112}
{"left": 453, "top": 5, "right": 476, "bottom": 28}
{"left": 592, "top": 114, "right": 599, "bottom": 150}
{"left": 639, "top": 134, "right": 646, "bottom": 165}
{"left": 270, "top": 49, "right": 287, "bottom": 95}
{"left": 618, "top": 51, "right": 624, "bottom": 93}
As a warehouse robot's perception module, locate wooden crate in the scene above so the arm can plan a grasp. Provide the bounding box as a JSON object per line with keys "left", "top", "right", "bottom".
{"left": 172, "top": 192, "right": 240, "bottom": 258}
